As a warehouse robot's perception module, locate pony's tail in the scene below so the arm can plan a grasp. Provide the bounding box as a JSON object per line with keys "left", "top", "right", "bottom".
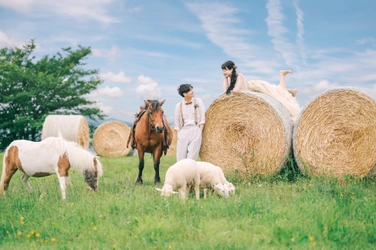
{"left": 0, "top": 147, "right": 9, "bottom": 195}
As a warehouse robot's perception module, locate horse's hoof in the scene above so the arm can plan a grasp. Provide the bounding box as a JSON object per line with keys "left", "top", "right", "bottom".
{"left": 135, "top": 180, "right": 143, "bottom": 185}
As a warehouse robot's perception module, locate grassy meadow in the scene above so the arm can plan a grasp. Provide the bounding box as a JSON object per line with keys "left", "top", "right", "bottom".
{"left": 0, "top": 152, "right": 376, "bottom": 250}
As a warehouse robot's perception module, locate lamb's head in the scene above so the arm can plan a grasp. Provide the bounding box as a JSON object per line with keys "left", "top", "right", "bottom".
{"left": 212, "top": 183, "right": 229, "bottom": 198}
{"left": 225, "top": 182, "right": 236, "bottom": 195}
{"left": 155, "top": 184, "right": 178, "bottom": 197}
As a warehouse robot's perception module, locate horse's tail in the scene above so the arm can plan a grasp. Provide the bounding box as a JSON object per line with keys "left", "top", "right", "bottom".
{"left": 0, "top": 146, "right": 9, "bottom": 195}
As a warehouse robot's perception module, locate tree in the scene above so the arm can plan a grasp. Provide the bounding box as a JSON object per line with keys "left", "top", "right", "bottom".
{"left": 0, "top": 40, "right": 106, "bottom": 150}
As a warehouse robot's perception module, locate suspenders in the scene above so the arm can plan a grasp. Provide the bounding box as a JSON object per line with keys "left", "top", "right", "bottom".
{"left": 180, "top": 98, "right": 198, "bottom": 128}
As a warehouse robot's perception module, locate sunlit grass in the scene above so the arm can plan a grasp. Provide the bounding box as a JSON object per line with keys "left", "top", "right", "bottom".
{"left": 0, "top": 152, "right": 375, "bottom": 249}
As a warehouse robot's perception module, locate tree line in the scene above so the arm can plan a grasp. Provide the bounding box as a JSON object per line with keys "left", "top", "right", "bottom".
{"left": 0, "top": 40, "right": 105, "bottom": 150}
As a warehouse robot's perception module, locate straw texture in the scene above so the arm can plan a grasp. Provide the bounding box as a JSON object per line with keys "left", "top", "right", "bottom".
{"left": 41, "top": 115, "right": 89, "bottom": 149}
{"left": 293, "top": 87, "right": 376, "bottom": 178}
{"left": 166, "top": 129, "right": 177, "bottom": 156}
{"left": 93, "top": 121, "right": 131, "bottom": 157}
{"left": 200, "top": 91, "right": 293, "bottom": 177}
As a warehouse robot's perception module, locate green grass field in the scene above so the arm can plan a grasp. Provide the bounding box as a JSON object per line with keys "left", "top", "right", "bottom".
{"left": 0, "top": 153, "right": 375, "bottom": 249}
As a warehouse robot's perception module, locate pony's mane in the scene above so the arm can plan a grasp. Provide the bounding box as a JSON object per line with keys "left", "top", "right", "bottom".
{"left": 146, "top": 100, "right": 161, "bottom": 112}
{"left": 42, "top": 137, "right": 103, "bottom": 176}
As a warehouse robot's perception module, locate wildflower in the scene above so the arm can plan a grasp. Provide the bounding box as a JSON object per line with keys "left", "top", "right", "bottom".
{"left": 17, "top": 231, "right": 22, "bottom": 236}
{"left": 36, "top": 233, "right": 40, "bottom": 237}
{"left": 27, "top": 234, "right": 31, "bottom": 239}
{"left": 51, "top": 237, "right": 56, "bottom": 243}
{"left": 92, "top": 226, "right": 97, "bottom": 231}
{"left": 30, "top": 230, "right": 35, "bottom": 235}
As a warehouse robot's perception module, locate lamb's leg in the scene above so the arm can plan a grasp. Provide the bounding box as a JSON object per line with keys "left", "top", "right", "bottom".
{"left": 204, "top": 188, "right": 207, "bottom": 199}
{"left": 179, "top": 186, "right": 187, "bottom": 200}
{"left": 21, "top": 174, "right": 32, "bottom": 193}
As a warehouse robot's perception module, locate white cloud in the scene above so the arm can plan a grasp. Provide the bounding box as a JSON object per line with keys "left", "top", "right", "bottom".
{"left": 266, "top": 0, "right": 301, "bottom": 67}
{"left": 89, "top": 86, "right": 124, "bottom": 99}
{"left": 135, "top": 75, "right": 161, "bottom": 100}
{"left": 100, "top": 71, "right": 132, "bottom": 83}
{"left": 0, "top": 30, "right": 24, "bottom": 47}
{"left": 0, "top": 0, "right": 33, "bottom": 13}
{"left": 0, "top": 0, "right": 119, "bottom": 24}
{"left": 301, "top": 80, "right": 340, "bottom": 96}
{"left": 92, "top": 45, "right": 121, "bottom": 61}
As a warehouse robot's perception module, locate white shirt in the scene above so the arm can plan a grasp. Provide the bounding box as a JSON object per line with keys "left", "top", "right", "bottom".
{"left": 174, "top": 98, "right": 205, "bottom": 130}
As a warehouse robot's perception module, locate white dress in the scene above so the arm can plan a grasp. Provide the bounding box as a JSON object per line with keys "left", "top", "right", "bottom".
{"left": 223, "top": 73, "right": 301, "bottom": 122}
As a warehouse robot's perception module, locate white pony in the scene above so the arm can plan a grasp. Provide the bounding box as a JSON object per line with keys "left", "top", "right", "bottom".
{"left": 0, "top": 137, "right": 103, "bottom": 200}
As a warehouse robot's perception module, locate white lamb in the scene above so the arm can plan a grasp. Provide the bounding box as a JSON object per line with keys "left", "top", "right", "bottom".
{"left": 196, "top": 161, "right": 235, "bottom": 198}
{"left": 155, "top": 158, "right": 200, "bottom": 200}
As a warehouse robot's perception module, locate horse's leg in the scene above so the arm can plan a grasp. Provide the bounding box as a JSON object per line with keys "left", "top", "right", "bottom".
{"left": 57, "top": 155, "right": 70, "bottom": 200}
{"left": 21, "top": 174, "right": 32, "bottom": 193}
{"left": 0, "top": 167, "right": 18, "bottom": 196}
{"left": 0, "top": 147, "right": 20, "bottom": 196}
{"left": 153, "top": 148, "right": 163, "bottom": 184}
{"left": 136, "top": 150, "right": 144, "bottom": 185}
{"left": 57, "top": 174, "right": 68, "bottom": 200}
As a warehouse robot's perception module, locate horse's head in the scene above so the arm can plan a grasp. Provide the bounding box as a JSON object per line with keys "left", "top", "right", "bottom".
{"left": 83, "top": 157, "right": 103, "bottom": 191}
{"left": 144, "top": 99, "right": 166, "bottom": 133}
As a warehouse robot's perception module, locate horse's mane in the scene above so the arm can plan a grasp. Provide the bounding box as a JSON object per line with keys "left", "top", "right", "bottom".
{"left": 42, "top": 137, "right": 103, "bottom": 176}
{"left": 146, "top": 100, "right": 161, "bottom": 112}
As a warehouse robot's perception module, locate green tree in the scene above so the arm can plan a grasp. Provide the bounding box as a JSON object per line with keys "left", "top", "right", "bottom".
{"left": 0, "top": 40, "right": 105, "bottom": 150}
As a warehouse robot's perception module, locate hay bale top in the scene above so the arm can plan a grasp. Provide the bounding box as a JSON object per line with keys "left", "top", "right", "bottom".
{"left": 93, "top": 121, "right": 131, "bottom": 157}
{"left": 293, "top": 87, "right": 376, "bottom": 177}
{"left": 200, "top": 91, "right": 292, "bottom": 176}
{"left": 42, "top": 115, "right": 89, "bottom": 149}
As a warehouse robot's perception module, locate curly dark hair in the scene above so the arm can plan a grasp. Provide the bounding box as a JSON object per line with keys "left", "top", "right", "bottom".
{"left": 177, "top": 84, "right": 193, "bottom": 97}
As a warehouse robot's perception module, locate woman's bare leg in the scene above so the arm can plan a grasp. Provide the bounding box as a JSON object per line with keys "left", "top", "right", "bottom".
{"left": 279, "top": 70, "right": 297, "bottom": 97}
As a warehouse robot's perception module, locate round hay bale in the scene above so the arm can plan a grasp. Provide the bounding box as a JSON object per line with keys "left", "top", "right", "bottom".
{"left": 293, "top": 87, "right": 376, "bottom": 178}
{"left": 42, "top": 115, "right": 89, "bottom": 149}
{"left": 166, "top": 130, "right": 177, "bottom": 156}
{"left": 93, "top": 121, "right": 131, "bottom": 157}
{"left": 200, "top": 91, "right": 293, "bottom": 177}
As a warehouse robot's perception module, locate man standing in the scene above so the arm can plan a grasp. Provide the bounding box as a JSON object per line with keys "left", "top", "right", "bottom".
{"left": 174, "top": 84, "right": 205, "bottom": 161}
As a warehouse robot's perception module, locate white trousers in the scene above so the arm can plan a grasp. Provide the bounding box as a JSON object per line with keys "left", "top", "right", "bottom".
{"left": 176, "top": 126, "right": 202, "bottom": 161}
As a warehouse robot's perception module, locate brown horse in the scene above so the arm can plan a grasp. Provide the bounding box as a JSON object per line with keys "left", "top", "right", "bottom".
{"left": 132, "top": 99, "right": 172, "bottom": 184}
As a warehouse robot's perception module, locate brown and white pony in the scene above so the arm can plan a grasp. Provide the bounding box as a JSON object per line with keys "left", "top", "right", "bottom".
{"left": 0, "top": 137, "right": 103, "bottom": 200}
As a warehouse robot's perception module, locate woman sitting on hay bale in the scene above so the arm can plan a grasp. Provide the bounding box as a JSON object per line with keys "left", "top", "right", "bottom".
{"left": 221, "top": 60, "right": 301, "bottom": 122}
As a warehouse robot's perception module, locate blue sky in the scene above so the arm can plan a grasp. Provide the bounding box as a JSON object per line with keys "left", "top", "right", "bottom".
{"left": 1, "top": 0, "right": 375, "bottom": 123}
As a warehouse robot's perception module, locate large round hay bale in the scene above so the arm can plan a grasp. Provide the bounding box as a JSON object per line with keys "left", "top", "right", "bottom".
{"left": 200, "top": 91, "right": 293, "bottom": 177}
{"left": 42, "top": 115, "right": 89, "bottom": 149}
{"left": 166, "top": 130, "right": 177, "bottom": 156}
{"left": 93, "top": 121, "right": 131, "bottom": 157}
{"left": 293, "top": 87, "right": 376, "bottom": 178}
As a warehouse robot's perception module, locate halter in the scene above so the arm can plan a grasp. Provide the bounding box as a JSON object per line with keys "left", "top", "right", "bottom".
{"left": 83, "top": 171, "right": 97, "bottom": 182}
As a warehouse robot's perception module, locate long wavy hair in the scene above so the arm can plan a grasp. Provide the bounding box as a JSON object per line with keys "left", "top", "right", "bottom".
{"left": 221, "top": 60, "right": 238, "bottom": 95}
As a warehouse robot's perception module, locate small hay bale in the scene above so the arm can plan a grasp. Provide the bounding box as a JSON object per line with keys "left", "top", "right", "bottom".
{"left": 293, "top": 87, "right": 376, "bottom": 178}
{"left": 166, "top": 130, "right": 177, "bottom": 156}
{"left": 42, "top": 115, "right": 89, "bottom": 149}
{"left": 200, "top": 91, "right": 293, "bottom": 177}
{"left": 93, "top": 121, "right": 131, "bottom": 157}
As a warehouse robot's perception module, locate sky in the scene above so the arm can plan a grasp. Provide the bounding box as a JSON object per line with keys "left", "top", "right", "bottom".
{"left": 1, "top": 0, "right": 376, "bottom": 124}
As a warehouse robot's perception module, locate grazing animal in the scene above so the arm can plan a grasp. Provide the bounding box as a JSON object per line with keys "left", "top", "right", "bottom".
{"left": 214, "top": 166, "right": 236, "bottom": 195}
{"left": 0, "top": 137, "right": 103, "bottom": 200}
{"left": 156, "top": 158, "right": 200, "bottom": 200}
{"left": 196, "top": 161, "right": 235, "bottom": 198}
{"left": 131, "top": 100, "right": 173, "bottom": 184}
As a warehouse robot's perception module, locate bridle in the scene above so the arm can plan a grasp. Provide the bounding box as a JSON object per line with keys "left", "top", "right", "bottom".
{"left": 147, "top": 106, "right": 165, "bottom": 132}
